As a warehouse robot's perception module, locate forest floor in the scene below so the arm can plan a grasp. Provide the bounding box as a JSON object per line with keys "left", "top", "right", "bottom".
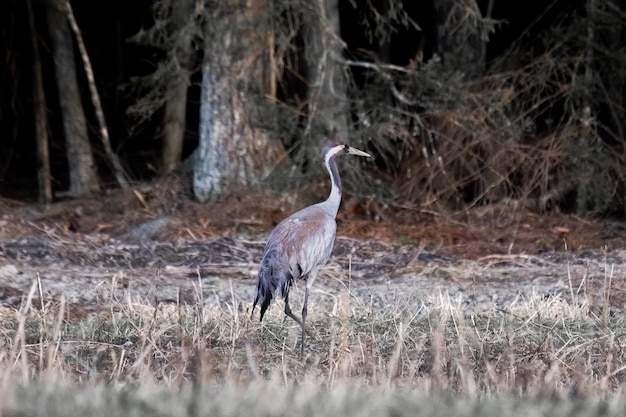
{"left": 1, "top": 187, "right": 625, "bottom": 315}
{"left": 1, "top": 188, "right": 626, "bottom": 415}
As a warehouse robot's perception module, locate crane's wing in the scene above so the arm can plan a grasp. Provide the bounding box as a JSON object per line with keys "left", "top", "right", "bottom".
{"left": 268, "top": 205, "right": 336, "bottom": 281}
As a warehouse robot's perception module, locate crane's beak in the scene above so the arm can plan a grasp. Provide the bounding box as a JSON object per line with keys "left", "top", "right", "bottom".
{"left": 346, "top": 146, "right": 371, "bottom": 158}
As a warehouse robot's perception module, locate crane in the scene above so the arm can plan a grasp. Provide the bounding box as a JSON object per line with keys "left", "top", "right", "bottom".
{"left": 252, "top": 142, "right": 371, "bottom": 355}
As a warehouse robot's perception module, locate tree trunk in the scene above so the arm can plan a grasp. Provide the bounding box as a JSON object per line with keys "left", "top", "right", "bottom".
{"left": 595, "top": 0, "right": 623, "bottom": 140}
{"left": 303, "top": 0, "right": 349, "bottom": 148}
{"left": 27, "top": 0, "right": 52, "bottom": 204}
{"left": 193, "top": 1, "right": 285, "bottom": 203}
{"left": 161, "top": 0, "right": 196, "bottom": 175}
{"left": 572, "top": 0, "right": 602, "bottom": 214}
{"left": 46, "top": 0, "right": 99, "bottom": 196}
{"left": 432, "top": 0, "right": 486, "bottom": 77}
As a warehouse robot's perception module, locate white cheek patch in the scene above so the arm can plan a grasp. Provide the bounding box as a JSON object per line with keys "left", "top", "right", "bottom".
{"left": 324, "top": 145, "right": 345, "bottom": 166}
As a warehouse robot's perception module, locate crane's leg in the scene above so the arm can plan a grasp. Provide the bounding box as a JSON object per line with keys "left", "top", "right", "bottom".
{"left": 284, "top": 291, "right": 304, "bottom": 328}
{"left": 283, "top": 288, "right": 313, "bottom": 355}
{"left": 300, "top": 287, "right": 309, "bottom": 356}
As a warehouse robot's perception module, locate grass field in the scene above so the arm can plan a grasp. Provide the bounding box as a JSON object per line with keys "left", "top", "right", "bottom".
{"left": 1, "top": 245, "right": 625, "bottom": 416}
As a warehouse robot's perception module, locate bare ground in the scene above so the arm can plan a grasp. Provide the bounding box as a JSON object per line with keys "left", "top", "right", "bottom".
{"left": 1, "top": 190, "right": 625, "bottom": 318}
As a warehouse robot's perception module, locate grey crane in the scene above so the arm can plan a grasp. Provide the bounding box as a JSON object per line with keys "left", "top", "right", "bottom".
{"left": 252, "top": 142, "right": 371, "bottom": 355}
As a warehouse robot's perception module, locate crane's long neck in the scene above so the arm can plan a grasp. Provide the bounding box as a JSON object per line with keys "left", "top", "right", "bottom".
{"left": 323, "top": 153, "right": 342, "bottom": 217}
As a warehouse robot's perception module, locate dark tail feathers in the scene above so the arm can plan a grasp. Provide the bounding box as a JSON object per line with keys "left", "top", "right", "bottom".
{"left": 252, "top": 247, "right": 283, "bottom": 321}
{"left": 252, "top": 272, "right": 273, "bottom": 321}
{"left": 252, "top": 246, "right": 296, "bottom": 322}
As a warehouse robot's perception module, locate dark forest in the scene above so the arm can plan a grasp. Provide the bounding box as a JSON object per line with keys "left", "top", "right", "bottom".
{"left": 0, "top": 0, "right": 624, "bottom": 217}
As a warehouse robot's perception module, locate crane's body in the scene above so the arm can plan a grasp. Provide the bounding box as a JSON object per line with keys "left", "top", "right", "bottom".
{"left": 252, "top": 143, "right": 370, "bottom": 355}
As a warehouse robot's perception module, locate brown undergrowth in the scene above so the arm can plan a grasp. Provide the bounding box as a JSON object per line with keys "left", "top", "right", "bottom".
{"left": 1, "top": 185, "right": 624, "bottom": 258}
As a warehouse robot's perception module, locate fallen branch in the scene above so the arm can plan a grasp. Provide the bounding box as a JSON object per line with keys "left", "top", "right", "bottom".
{"left": 65, "top": 0, "right": 129, "bottom": 188}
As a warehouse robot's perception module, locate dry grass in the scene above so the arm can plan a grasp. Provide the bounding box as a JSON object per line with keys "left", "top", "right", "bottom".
{"left": 1, "top": 258, "right": 625, "bottom": 416}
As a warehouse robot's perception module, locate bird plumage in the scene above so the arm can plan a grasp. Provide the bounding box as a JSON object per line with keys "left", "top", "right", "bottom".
{"left": 252, "top": 142, "right": 370, "bottom": 354}
{"left": 254, "top": 204, "right": 336, "bottom": 320}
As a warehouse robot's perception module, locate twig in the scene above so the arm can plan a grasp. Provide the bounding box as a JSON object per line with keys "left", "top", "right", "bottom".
{"left": 342, "top": 58, "right": 416, "bottom": 75}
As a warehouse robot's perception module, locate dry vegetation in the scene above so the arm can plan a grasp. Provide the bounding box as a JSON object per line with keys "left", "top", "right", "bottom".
{"left": 1, "top": 269, "right": 626, "bottom": 416}
{"left": 339, "top": 1, "right": 626, "bottom": 218}
{"left": 1, "top": 195, "right": 626, "bottom": 416}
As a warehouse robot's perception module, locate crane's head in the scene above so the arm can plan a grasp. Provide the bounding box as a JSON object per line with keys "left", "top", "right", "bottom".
{"left": 322, "top": 142, "right": 371, "bottom": 203}
{"left": 323, "top": 142, "right": 371, "bottom": 162}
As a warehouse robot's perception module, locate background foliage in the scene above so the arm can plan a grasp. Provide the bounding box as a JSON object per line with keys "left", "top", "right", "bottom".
{"left": 0, "top": 0, "right": 624, "bottom": 216}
